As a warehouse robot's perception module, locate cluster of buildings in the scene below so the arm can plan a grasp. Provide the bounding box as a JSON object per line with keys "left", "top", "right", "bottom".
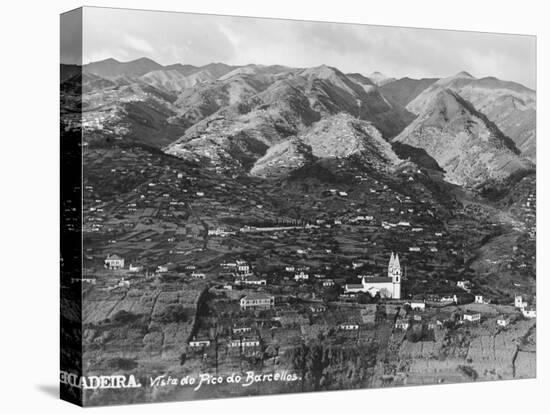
{"left": 515, "top": 295, "right": 537, "bottom": 319}
{"left": 345, "top": 253, "right": 402, "bottom": 299}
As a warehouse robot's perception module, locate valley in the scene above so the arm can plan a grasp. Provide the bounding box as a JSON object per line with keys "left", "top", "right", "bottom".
{"left": 61, "top": 57, "right": 536, "bottom": 405}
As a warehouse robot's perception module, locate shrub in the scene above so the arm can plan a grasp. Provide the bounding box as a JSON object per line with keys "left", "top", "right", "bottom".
{"left": 156, "top": 305, "right": 189, "bottom": 323}
{"left": 458, "top": 365, "right": 478, "bottom": 380}
{"left": 112, "top": 310, "right": 139, "bottom": 324}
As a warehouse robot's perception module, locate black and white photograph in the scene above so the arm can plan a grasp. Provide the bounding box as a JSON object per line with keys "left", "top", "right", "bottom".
{"left": 58, "top": 5, "right": 538, "bottom": 407}
{"left": 1, "top": 0, "right": 547, "bottom": 413}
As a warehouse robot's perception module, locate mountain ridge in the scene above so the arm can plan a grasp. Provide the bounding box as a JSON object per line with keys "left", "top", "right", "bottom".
{"left": 394, "top": 88, "right": 533, "bottom": 187}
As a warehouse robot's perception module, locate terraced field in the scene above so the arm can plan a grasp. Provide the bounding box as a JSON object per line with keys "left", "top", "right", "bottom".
{"left": 81, "top": 281, "right": 207, "bottom": 405}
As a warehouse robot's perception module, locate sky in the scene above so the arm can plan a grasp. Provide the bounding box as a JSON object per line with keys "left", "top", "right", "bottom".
{"left": 71, "top": 6, "right": 536, "bottom": 88}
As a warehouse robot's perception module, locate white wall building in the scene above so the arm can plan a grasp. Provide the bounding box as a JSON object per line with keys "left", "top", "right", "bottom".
{"left": 345, "top": 252, "right": 401, "bottom": 299}
{"left": 463, "top": 312, "right": 481, "bottom": 323}
{"left": 240, "top": 294, "right": 275, "bottom": 310}
{"left": 409, "top": 301, "right": 425, "bottom": 311}
{"left": 104, "top": 254, "right": 124, "bottom": 270}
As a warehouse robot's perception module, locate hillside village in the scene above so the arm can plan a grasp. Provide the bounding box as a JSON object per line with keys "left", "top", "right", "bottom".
{"left": 61, "top": 56, "right": 536, "bottom": 405}
{"left": 70, "top": 140, "right": 536, "bottom": 405}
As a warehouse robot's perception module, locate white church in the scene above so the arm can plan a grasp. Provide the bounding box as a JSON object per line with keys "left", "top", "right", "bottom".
{"left": 345, "top": 252, "right": 402, "bottom": 299}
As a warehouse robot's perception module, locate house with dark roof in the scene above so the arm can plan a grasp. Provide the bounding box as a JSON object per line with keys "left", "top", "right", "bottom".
{"left": 104, "top": 254, "right": 124, "bottom": 270}
{"left": 240, "top": 293, "right": 275, "bottom": 310}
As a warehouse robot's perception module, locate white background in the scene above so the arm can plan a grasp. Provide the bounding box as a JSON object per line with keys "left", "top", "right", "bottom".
{"left": 0, "top": 0, "right": 547, "bottom": 412}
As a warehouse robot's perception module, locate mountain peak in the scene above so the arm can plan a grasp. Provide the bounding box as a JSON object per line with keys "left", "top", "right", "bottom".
{"left": 299, "top": 113, "right": 400, "bottom": 165}
{"left": 301, "top": 65, "right": 342, "bottom": 77}
{"left": 84, "top": 56, "right": 163, "bottom": 79}
{"left": 132, "top": 57, "right": 158, "bottom": 63}
{"left": 455, "top": 70, "right": 474, "bottom": 78}
{"left": 367, "top": 71, "right": 395, "bottom": 86}
{"left": 396, "top": 86, "right": 531, "bottom": 187}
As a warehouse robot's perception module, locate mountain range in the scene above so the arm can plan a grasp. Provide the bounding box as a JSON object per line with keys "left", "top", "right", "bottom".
{"left": 61, "top": 57, "right": 536, "bottom": 192}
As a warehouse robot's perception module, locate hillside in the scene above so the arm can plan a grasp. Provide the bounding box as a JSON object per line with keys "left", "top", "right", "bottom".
{"left": 299, "top": 113, "right": 400, "bottom": 167}
{"left": 84, "top": 57, "right": 163, "bottom": 79}
{"left": 367, "top": 71, "right": 396, "bottom": 86}
{"left": 250, "top": 138, "right": 315, "bottom": 178}
{"left": 69, "top": 57, "right": 536, "bottom": 192}
{"left": 407, "top": 73, "right": 536, "bottom": 161}
{"left": 165, "top": 66, "right": 413, "bottom": 172}
{"left": 394, "top": 89, "right": 533, "bottom": 187}
{"left": 380, "top": 77, "right": 438, "bottom": 107}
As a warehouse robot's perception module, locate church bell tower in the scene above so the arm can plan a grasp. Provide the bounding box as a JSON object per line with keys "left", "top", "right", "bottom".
{"left": 388, "top": 252, "right": 402, "bottom": 299}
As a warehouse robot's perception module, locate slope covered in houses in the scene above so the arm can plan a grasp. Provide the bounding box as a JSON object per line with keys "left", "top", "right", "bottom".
{"left": 61, "top": 57, "right": 536, "bottom": 405}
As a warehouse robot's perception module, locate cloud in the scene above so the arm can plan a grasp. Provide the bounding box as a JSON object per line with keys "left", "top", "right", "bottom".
{"left": 80, "top": 7, "right": 535, "bottom": 88}
{"left": 122, "top": 34, "right": 154, "bottom": 55}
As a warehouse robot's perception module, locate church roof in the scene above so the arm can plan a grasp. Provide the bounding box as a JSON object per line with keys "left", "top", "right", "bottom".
{"left": 363, "top": 277, "right": 393, "bottom": 283}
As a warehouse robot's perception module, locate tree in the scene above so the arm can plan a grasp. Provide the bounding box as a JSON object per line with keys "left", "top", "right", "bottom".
{"left": 322, "top": 285, "right": 341, "bottom": 303}
{"left": 357, "top": 292, "right": 373, "bottom": 304}
{"left": 112, "top": 309, "right": 138, "bottom": 324}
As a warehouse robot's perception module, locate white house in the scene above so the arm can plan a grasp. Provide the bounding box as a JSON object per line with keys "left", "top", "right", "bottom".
{"left": 323, "top": 279, "right": 335, "bottom": 287}
{"left": 310, "top": 305, "right": 326, "bottom": 313}
{"left": 240, "top": 294, "right": 275, "bottom": 310}
{"left": 236, "top": 260, "right": 251, "bottom": 275}
{"left": 440, "top": 295, "right": 458, "bottom": 304}
{"left": 294, "top": 271, "right": 309, "bottom": 281}
{"left": 395, "top": 319, "right": 410, "bottom": 330}
{"left": 339, "top": 323, "right": 359, "bottom": 330}
{"left": 235, "top": 277, "right": 266, "bottom": 286}
{"left": 409, "top": 301, "right": 426, "bottom": 311}
{"left": 191, "top": 272, "right": 206, "bottom": 279}
{"left": 474, "top": 295, "right": 484, "bottom": 304}
{"left": 515, "top": 295, "right": 526, "bottom": 309}
{"left": 457, "top": 280, "right": 471, "bottom": 291}
{"left": 229, "top": 338, "right": 260, "bottom": 348}
{"left": 497, "top": 316, "right": 511, "bottom": 327}
{"left": 233, "top": 326, "right": 252, "bottom": 334}
{"left": 463, "top": 312, "right": 481, "bottom": 323}
{"left": 117, "top": 278, "right": 130, "bottom": 288}
{"left": 128, "top": 264, "right": 142, "bottom": 273}
{"left": 522, "top": 307, "right": 536, "bottom": 319}
{"left": 189, "top": 339, "right": 211, "bottom": 348}
{"left": 104, "top": 254, "right": 124, "bottom": 270}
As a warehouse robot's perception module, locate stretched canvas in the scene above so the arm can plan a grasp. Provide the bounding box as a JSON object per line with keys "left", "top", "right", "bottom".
{"left": 60, "top": 6, "right": 537, "bottom": 407}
